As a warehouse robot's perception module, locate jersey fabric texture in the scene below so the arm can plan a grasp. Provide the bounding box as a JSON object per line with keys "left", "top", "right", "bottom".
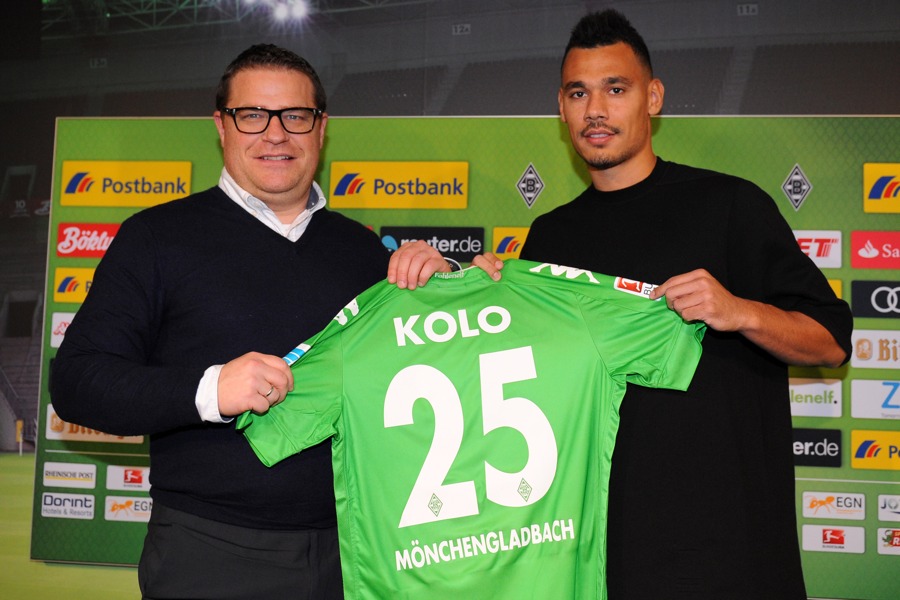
{"left": 51, "top": 186, "right": 389, "bottom": 529}
{"left": 521, "top": 158, "right": 854, "bottom": 600}
{"left": 239, "top": 259, "right": 706, "bottom": 599}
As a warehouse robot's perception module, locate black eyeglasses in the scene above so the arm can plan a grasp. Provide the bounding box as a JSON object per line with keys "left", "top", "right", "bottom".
{"left": 222, "top": 107, "right": 323, "bottom": 134}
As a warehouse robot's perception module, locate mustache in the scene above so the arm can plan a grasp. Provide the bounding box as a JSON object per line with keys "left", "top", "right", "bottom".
{"left": 581, "top": 121, "right": 621, "bottom": 136}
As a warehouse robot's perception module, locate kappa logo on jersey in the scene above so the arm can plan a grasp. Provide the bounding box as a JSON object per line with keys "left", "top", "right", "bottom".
{"left": 851, "top": 231, "right": 900, "bottom": 269}
{"left": 56, "top": 223, "right": 119, "bottom": 258}
{"left": 60, "top": 160, "right": 191, "bottom": 207}
{"left": 613, "top": 277, "right": 657, "bottom": 299}
{"left": 864, "top": 163, "right": 900, "bottom": 213}
{"left": 53, "top": 268, "right": 95, "bottom": 303}
{"left": 529, "top": 263, "right": 600, "bottom": 284}
{"left": 493, "top": 227, "right": 530, "bottom": 260}
{"left": 330, "top": 161, "right": 468, "bottom": 209}
{"left": 794, "top": 230, "right": 841, "bottom": 268}
{"left": 851, "top": 430, "right": 900, "bottom": 470}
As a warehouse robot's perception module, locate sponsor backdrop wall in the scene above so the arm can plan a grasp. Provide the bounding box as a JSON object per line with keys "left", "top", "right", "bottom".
{"left": 37, "top": 116, "right": 898, "bottom": 599}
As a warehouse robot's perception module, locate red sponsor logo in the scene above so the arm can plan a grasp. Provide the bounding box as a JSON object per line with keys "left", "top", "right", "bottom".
{"left": 57, "top": 223, "right": 119, "bottom": 258}
{"left": 797, "top": 237, "right": 839, "bottom": 258}
{"left": 614, "top": 277, "right": 655, "bottom": 298}
{"left": 123, "top": 469, "right": 143, "bottom": 485}
{"left": 822, "top": 528, "right": 845, "bottom": 545}
{"left": 852, "top": 231, "right": 900, "bottom": 269}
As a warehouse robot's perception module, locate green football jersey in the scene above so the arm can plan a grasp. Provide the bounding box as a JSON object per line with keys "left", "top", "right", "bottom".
{"left": 238, "top": 259, "right": 705, "bottom": 599}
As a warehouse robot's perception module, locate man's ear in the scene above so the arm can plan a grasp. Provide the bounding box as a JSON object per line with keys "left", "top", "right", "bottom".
{"left": 648, "top": 79, "right": 664, "bottom": 116}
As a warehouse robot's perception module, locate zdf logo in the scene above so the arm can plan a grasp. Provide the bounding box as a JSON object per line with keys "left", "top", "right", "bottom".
{"left": 852, "top": 281, "right": 900, "bottom": 318}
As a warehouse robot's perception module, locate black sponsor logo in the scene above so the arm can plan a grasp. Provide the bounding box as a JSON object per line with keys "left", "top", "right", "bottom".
{"left": 381, "top": 226, "right": 484, "bottom": 263}
{"left": 852, "top": 280, "right": 900, "bottom": 318}
{"left": 793, "top": 428, "right": 842, "bottom": 467}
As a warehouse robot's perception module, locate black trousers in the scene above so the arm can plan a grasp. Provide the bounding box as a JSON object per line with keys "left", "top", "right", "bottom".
{"left": 139, "top": 503, "right": 343, "bottom": 600}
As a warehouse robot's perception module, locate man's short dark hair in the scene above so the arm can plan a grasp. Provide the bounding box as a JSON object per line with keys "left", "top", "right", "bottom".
{"left": 563, "top": 10, "right": 653, "bottom": 75}
{"left": 215, "top": 44, "right": 327, "bottom": 112}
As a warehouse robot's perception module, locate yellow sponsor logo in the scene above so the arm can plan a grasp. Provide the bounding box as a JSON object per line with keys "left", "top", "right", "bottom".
{"left": 827, "top": 279, "right": 842, "bottom": 298}
{"left": 852, "top": 430, "right": 900, "bottom": 471}
{"left": 864, "top": 163, "right": 900, "bottom": 214}
{"left": 61, "top": 160, "right": 192, "bottom": 207}
{"left": 493, "top": 227, "right": 530, "bottom": 260}
{"left": 53, "top": 267, "right": 95, "bottom": 304}
{"left": 330, "top": 161, "right": 468, "bottom": 209}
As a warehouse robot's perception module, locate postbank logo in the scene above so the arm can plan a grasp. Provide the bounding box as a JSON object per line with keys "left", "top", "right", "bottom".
{"left": 330, "top": 161, "right": 468, "bottom": 209}
{"left": 864, "top": 163, "right": 900, "bottom": 213}
{"left": 61, "top": 160, "right": 191, "bottom": 207}
{"left": 53, "top": 267, "right": 95, "bottom": 303}
{"left": 851, "top": 429, "right": 900, "bottom": 470}
{"left": 493, "top": 227, "right": 530, "bottom": 260}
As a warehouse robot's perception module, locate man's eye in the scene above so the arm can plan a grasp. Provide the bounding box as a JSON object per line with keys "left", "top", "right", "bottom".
{"left": 570, "top": 91, "right": 586, "bottom": 99}
{"left": 241, "top": 111, "right": 265, "bottom": 120}
{"left": 610, "top": 88, "right": 624, "bottom": 94}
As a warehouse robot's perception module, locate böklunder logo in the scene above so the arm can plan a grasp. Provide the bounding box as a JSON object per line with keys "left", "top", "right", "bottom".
{"left": 56, "top": 223, "right": 119, "bottom": 258}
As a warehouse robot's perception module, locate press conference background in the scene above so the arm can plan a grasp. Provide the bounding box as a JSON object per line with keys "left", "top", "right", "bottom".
{"left": 1, "top": 1, "right": 899, "bottom": 599}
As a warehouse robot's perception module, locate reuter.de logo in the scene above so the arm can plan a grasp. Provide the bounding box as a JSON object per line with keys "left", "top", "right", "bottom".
{"left": 56, "top": 223, "right": 119, "bottom": 258}
{"left": 61, "top": 160, "right": 191, "bottom": 208}
{"left": 330, "top": 161, "right": 468, "bottom": 209}
{"left": 851, "top": 231, "right": 900, "bottom": 269}
{"left": 851, "top": 429, "right": 900, "bottom": 471}
{"left": 794, "top": 230, "right": 841, "bottom": 268}
{"left": 792, "top": 428, "right": 841, "bottom": 467}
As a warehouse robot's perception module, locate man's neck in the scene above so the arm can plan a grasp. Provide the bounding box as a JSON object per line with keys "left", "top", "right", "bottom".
{"left": 589, "top": 153, "right": 657, "bottom": 192}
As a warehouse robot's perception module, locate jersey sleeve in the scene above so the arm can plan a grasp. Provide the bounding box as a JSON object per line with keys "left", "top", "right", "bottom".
{"left": 236, "top": 332, "right": 345, "bottom": 467}
{"left": 578, "top": 282, "right": 705, "bottom": 392}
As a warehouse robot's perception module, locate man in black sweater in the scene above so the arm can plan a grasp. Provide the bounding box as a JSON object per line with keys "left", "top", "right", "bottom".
{"left": 475, "top": 10, "right": 853, "bottom": 599}
{"left": 51, "top": 44, "right": 450, "bottom": 599}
